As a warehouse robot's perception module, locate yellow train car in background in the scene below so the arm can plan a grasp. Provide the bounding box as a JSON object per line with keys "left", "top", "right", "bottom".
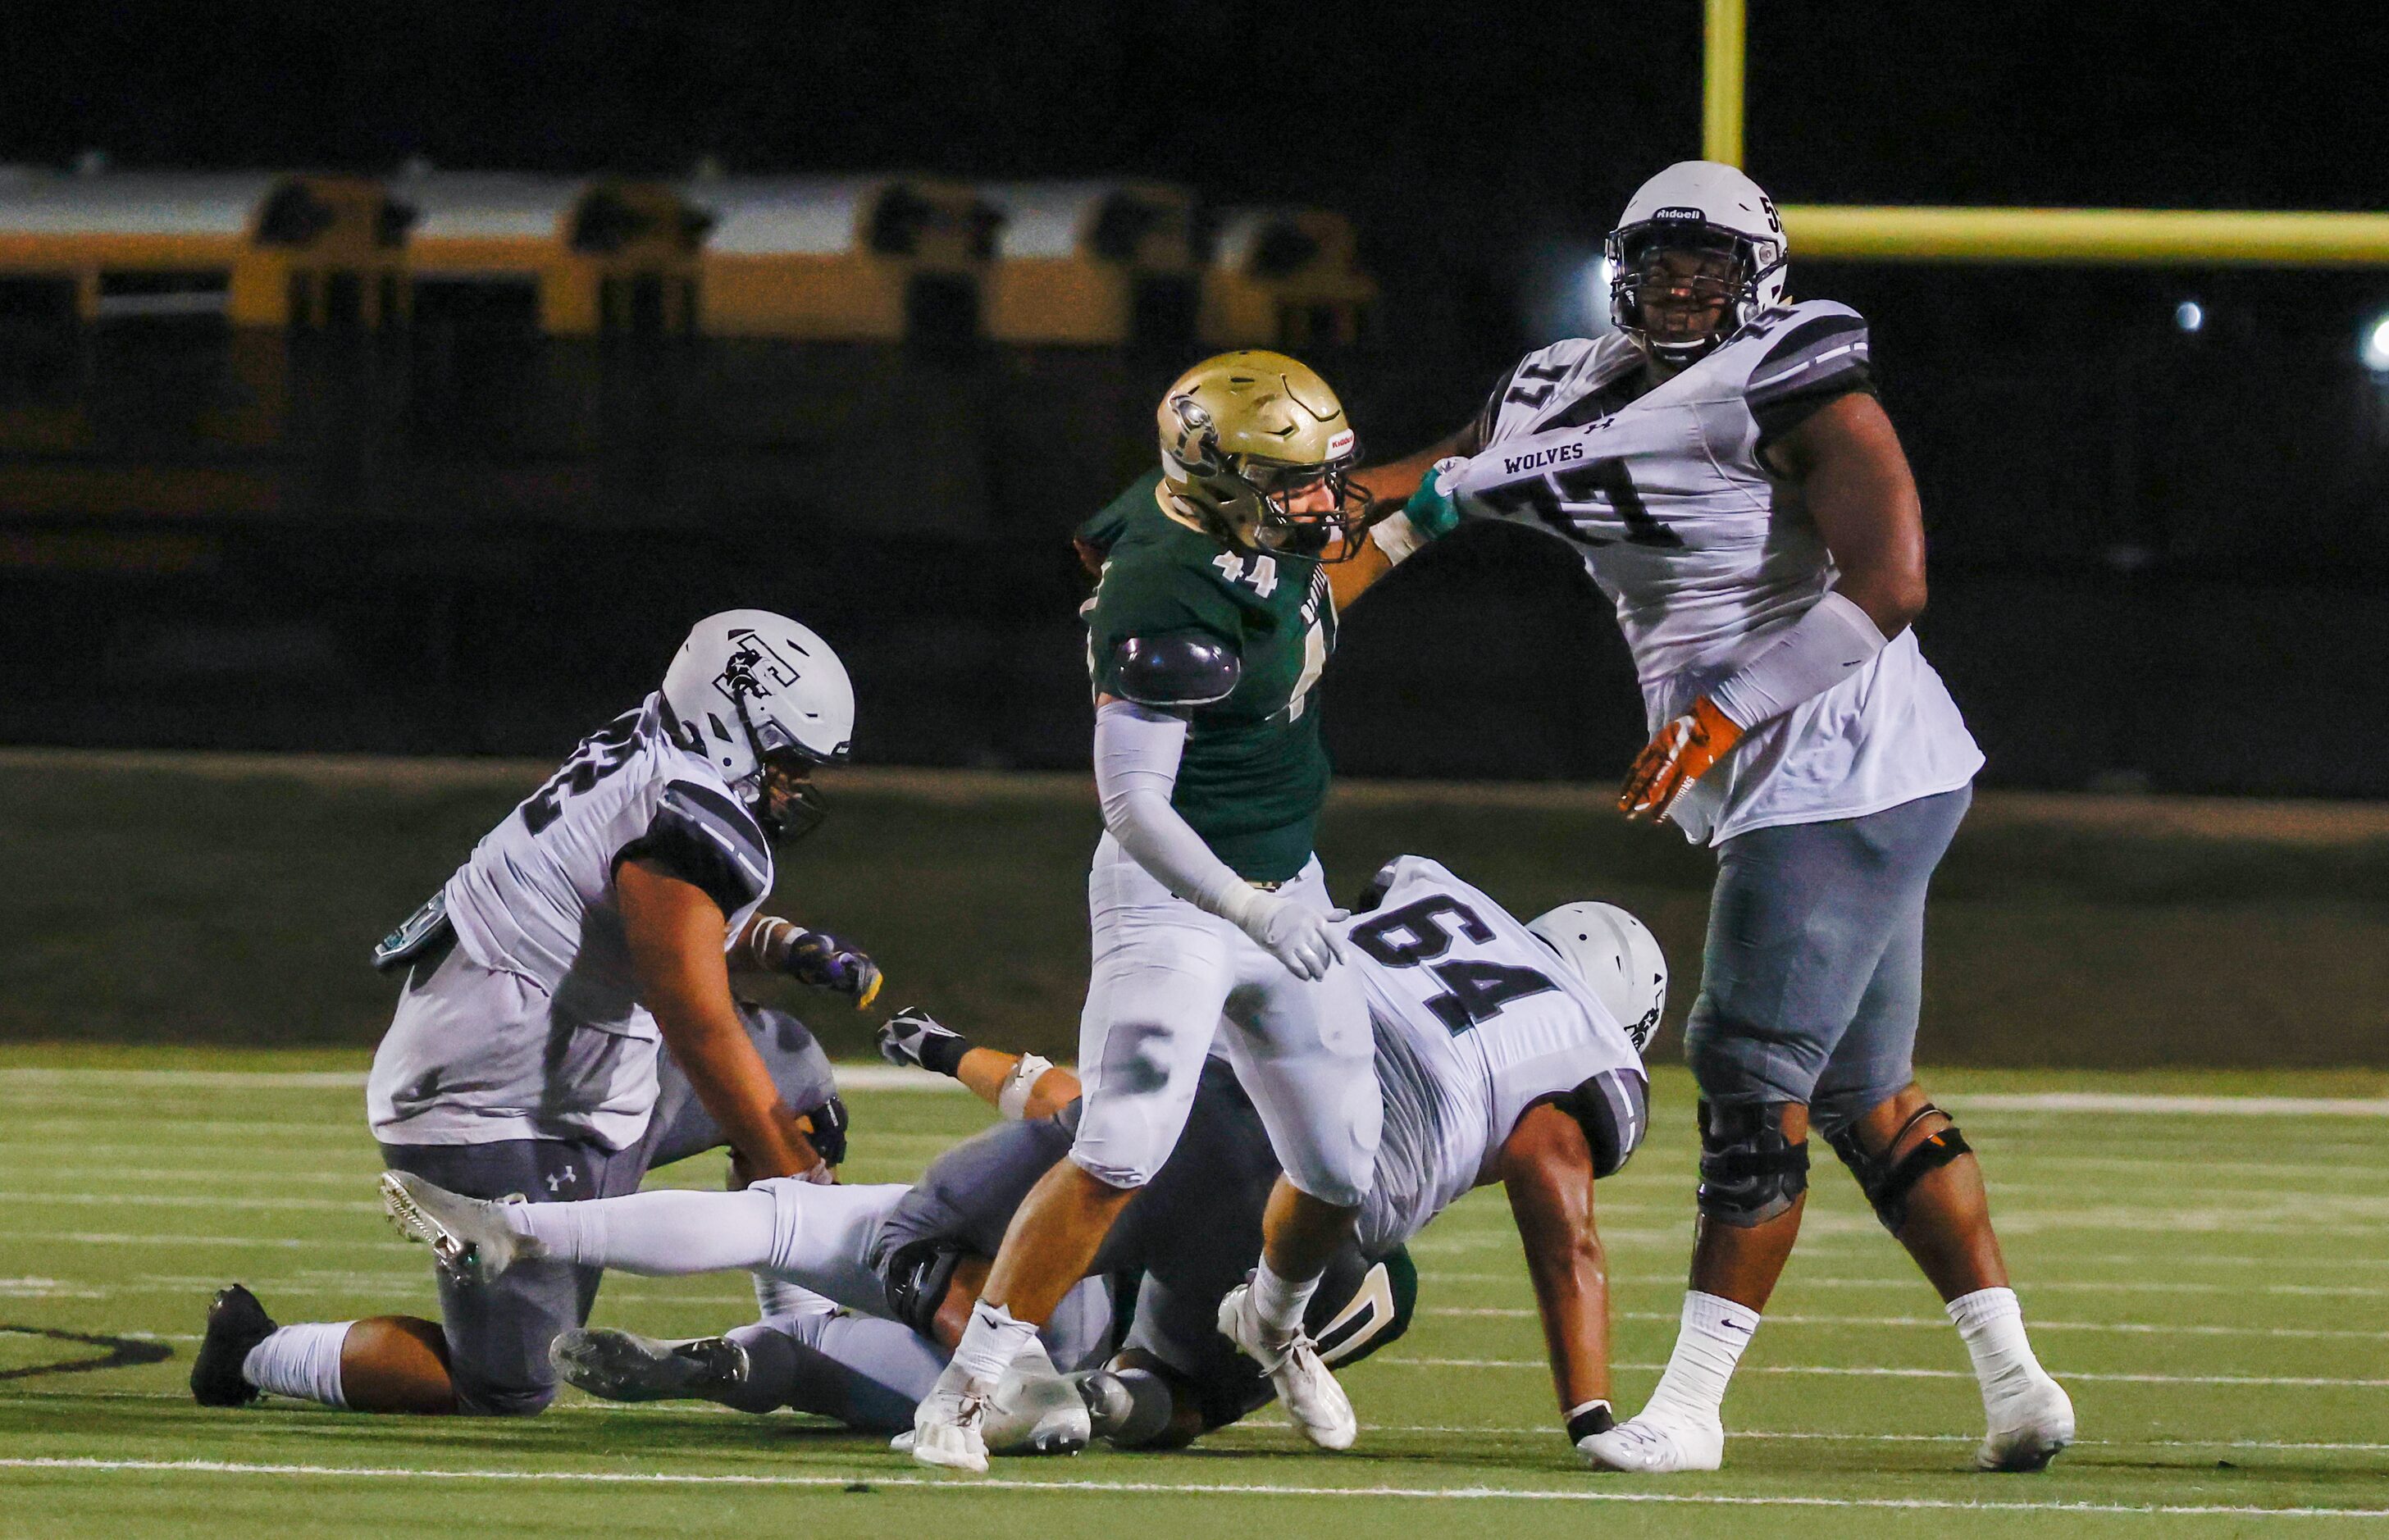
{"left": 398, "top": 171, "right": 706, "bottom": 335}
{"left": 1200, "top": 208, "right": 1377, "bottom": 350}
{"left": 982, "top": 181, "right": 1202, "bottom": 348}
{"left": 0, "top": 169, "right": 411, "bottom": 327}
{"left": 689, "top": 175, "right": 1001, "bottom": 343}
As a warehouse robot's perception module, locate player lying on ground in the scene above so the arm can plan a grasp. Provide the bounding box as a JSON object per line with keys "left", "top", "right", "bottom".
{"left": 914, "top": 352, "right": 1465, "bottom": 1472}
{"left": 1360, "top": 162, "right": 2072, "bottom": 1474}
{"left": 191, "top": 611, "right": 885, "bottom": 1417}
{"left": 380, "top": 856, "right": 1661, "bottom": 1462}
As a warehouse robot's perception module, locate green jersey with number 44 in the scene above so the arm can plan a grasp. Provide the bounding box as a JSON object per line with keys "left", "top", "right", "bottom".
{"left": 1080, "top": 470, "right": 1336, "bottom": 883}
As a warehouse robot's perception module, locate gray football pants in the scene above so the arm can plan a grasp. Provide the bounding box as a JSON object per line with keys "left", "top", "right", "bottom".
{"left": 1683, "top": 786, "right": 1971, "bottom": 1140}
{"left": 376, "top": 1005, "right": 837, "bottom": 1415}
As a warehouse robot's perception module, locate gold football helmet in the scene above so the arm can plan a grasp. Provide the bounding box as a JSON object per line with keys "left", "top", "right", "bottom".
{"left": 1156, "top": 351, "right": 1370, "bottom": 559}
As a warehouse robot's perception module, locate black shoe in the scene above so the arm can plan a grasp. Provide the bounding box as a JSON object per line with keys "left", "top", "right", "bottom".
{"left": 190, "top": 1283, "right": 276, "bottom": 1407}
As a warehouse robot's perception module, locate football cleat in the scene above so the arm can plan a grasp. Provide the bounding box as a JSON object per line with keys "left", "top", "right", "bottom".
{"left": 978, "top": 1345, "right": 1090, "bottom": 1456}
{"left": 379, "top": 1171, "right": 541, "bottom": 1286}
{"left": 1976, "top": 1371, "right": 2075, "bottom": 1472}
{"left": 1217, "top": 1281, "right": 1356, "bottom": 1451}
{"left": 908, "top": 1363, "right": 994, "bottom": 1473}
{"left": 550, "top": 1328, "right": 748, "bottom": 1403}
{"left": 189, "top": 1283, "right": 276, "bottom": 1408}
{"left": 1576, "top": 1411, "right": 1726, "bottom": 1474}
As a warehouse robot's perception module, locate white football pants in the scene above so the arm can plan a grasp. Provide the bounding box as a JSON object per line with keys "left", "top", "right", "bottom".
{"left": 1069, "top": 834, "right": 1379, "bottom": 1209}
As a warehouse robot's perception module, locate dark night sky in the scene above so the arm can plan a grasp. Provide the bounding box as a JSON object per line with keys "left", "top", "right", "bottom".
{"left": 7, "top": 2, "right": 2380, "bottom": 227}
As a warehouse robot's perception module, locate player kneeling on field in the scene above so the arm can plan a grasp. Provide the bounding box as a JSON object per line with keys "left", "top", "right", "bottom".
{"left": 378, "top": 858, "right": 1666, "bottom": 1468}
{"left": 192, "top": 611, "right": 883, "bottom": 1417}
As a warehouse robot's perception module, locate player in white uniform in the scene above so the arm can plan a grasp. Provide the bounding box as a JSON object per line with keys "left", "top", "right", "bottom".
{"left": 1361, "top": 164, "right": 2072, "bottom": 1474}
{"left": 376, "top": 856, "right": 1662, "bottom": 1463}
{"left": 190, "top": 611, "right": 887, "bottom": 1418}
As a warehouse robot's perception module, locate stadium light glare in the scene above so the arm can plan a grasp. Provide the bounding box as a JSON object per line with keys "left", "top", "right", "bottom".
{"left": 1586, "top": 255, "right": 1615, "bottom": 317}
{"left": 2173, "top": 300, "right": 2204, "bottom": 334}
{"left": 2362, "top": 312, "right": 2389, "bottom": 374}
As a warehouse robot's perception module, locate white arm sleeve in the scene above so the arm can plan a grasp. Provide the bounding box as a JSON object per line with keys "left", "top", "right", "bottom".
{"left": 1094, "top": 699, "right": 1257, "bottom": 923}
{"left": 1705, "top": 589, "right": 1890, "bottom": 731}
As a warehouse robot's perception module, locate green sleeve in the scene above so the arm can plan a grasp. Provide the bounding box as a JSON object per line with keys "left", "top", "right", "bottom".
{"left": 1075, "top": 470, "right": 1165, "bottom": 557}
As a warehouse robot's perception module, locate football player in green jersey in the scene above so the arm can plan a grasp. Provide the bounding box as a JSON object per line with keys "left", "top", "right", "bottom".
{"left": 911, "top": 353, "right": 1461, "bottom": 1471}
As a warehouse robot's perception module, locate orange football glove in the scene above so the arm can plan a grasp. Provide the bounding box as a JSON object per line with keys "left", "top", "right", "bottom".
{"left": 1619, "top": 695, "right": 1745, "bottom": 822}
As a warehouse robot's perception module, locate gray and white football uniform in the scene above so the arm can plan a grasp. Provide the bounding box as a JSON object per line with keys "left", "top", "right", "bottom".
{"left": 1448, "top": 303, "right": 1982, "bottom": 846}
{"left": 1450, "top": 303, "right": 1978, "bottom": 1131}
{"left": 1349, "top": 857, "right": 1647, "bottom": 1255}
{"left": 368, "top": 692, "right": 773, "bottom": 1150}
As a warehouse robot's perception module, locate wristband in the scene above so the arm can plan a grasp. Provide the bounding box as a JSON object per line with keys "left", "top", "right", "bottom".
{"left": 1565, "top": 1399, "right": 1616, "bottom": 1442}
{"left": 750, "top": 916, "right": 797, "bottom": 968}
{"left": 997, "top": 1055, "right": 1055, "bottom": 1120}
{"left": 918, "top": 1031, "right": 970, "bottom": 1078}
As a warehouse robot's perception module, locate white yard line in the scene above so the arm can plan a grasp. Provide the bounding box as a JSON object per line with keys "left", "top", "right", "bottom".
{"left": 0, "top": 1065, "right": 967, "bottom": 1094}
{"left": 0, "top": 1230, "right": 416, "bottom": 1251}
{"left": 0, "top": 1457, "right": 2380, "bottom": 1518}
{"left": 0, "top": 1192, "right": 381, "bottom": 1213}
{"left": 1388, "top": 1359, "right": 2389, "bottom": 1387}
{"left": 1417, "top": 1272, "right": 2389, "bottom": 1297}
{"left": 1423, "top": 1307, "right": 2385, "bottom": 1340}
{"left": 1954, "top": 1095, "right": 2389, "bottom": 1117}
{"left": 6, "top": 1067, "right": 2383, "bottom": 1114}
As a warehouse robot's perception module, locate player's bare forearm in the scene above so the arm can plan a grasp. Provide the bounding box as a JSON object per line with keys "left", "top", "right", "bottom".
{"left": 724, "top": 913, "right": 773, "bottom": 975}
{"left": 1499, "top": 1103, "right": 1612, "bottom": 1407}
{"left": 1770, "top": 393, "right": 1927, "bottom": 636}
{"left": 1324, "top": 535, "right": 1395, "bottom": 612}
{"left": 1350, "top": 429, "right": 1470, "bottom": 507}
{"left": 619, "top": 859, "right": 816, "bottom": 1179}
{"left": 954, "top": 1046, "right": 1081, "bottom": 1120}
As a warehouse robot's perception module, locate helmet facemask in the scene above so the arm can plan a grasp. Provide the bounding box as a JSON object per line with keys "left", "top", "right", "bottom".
{"left": 1163, "top": 396, "right": 1371, "bottom": 562}
{"left": 1607, "top": 219, "right": 1784, "bottom": 368}
{"left": 723, "top": 645, "right": 832, "bottom": 844}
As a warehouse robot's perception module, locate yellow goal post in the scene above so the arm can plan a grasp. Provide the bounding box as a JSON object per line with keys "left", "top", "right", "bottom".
{"left": 1703, "top": 0, "right": 2389, "bottom": 267}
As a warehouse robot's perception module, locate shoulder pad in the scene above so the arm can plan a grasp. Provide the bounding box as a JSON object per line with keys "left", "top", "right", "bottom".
{"left": 1112, "top": 632, "right": 1241, "bottom": 708}
{"left": 1747, "top": 302, "right": 1873, "bottom": 418}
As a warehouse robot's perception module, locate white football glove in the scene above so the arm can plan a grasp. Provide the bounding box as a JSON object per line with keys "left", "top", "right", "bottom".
{"left": 1224, "top": 887, "right": 1346, "bottom": 982}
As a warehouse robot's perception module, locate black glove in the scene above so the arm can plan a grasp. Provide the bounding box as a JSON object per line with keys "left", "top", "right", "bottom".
{"left": 759, "top": 920, "right": 882, "bottom": 1010}
{"left": 800, "top": 1094, "right": 850, "bottom": 1168}
{"left": 877, "top": 1005, "right": 971, "bottom": 1077}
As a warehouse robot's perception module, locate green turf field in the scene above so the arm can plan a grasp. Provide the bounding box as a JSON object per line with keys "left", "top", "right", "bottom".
{"left": 5, "top": 750, "right": 2387, "bottom": 1068}
{"left": 1, "top": 1050, "right": 2382, "bottom": 1537}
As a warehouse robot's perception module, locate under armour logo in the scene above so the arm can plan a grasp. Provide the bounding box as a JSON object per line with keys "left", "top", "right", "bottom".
{"left": 545, "top": 1166, "right": 577, "bottom": 1195}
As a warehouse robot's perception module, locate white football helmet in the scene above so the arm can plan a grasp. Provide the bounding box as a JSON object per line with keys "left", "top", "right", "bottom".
{"left": 1528, "top": 901, "right": 1668, "bottom": 1055}
{"left": 660, "top": 610, "right": 854, "bottom": 837}
{"left": 1605, "top": 160, "right": 1788, "bottom": 367}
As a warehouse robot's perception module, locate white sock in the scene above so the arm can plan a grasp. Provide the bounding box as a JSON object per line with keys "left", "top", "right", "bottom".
{"left": 1249, "top": 1256, "right": 1320, "bottom": 1344}
{"left": 1639, "top": 1292, "right": 1759, "bottom": 1428}
{"left": 947, "top": 1299, "right": 1037, "bottom": 1387}
{"left": 509, "top": 1187, "right": 777, "bottom": 1274}
{"left": 1947, "top": 1287, "right": 2046, "bottom": 1403}
{"left": 241, "top": 1321, "right": 353, "bottom": 1409}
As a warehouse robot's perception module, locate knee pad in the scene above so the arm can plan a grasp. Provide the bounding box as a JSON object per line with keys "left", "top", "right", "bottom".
{"left": 1695, "top": 1100, "right": 1809, "bottom": 1227}
{"left": 1826, "top": 1103, "right": 1972, "bottom": 1235}
{"left": 880, "top": 1239, "right": 967, "bottom": 1337}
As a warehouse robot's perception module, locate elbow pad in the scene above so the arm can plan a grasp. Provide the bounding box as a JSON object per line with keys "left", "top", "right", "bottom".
{"left": 1112, "top": 634, "right": 1240, "bottom": 708}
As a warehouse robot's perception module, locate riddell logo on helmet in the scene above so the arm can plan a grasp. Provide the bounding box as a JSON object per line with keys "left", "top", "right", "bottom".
{"left": 1326, "top": 429, "right": 1356, "bottom": 458}
{"left": 1651, "top": 206, "right": 1706, "bottom": 223}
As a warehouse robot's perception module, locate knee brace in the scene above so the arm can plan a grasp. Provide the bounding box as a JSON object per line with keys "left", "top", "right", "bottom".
{"left": 1826, "top": 1103, "right": 1972, "bottom": 1234}
{"left": 1695, "top": 1100, "right": 1809, "bottom": 1227}
{"left": 880, "top": 1239, "right": 967, "bottom": 1337}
